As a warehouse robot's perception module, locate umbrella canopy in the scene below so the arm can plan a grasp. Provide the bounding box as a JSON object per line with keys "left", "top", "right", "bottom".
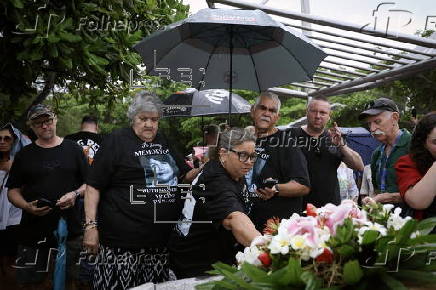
{"left": 134, "top": 8, "right": 327, "bottom": 92}
{"left": 163, "top": 89, "right": 251, "bottom": 117}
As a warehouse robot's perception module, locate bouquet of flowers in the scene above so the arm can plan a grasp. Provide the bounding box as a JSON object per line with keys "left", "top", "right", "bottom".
{"left": 198, "top": 200, "right": 436, "bottom": 289}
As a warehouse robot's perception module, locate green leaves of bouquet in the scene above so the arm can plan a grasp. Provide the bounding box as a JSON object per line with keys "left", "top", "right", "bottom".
{"left": 197, "top": 201, "right": 436, "bottom": 290}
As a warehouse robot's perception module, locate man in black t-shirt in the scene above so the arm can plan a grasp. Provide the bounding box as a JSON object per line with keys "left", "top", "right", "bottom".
{"left": 65, "top": 115, "right": 104, "bottom": 165}
{"left": 288, "top": 96, "right": 364, "bottom": 208}
{"left": 7, "top": 104, "right": 87, "bottom": 288}
{"left": 246, "top": 92, "right": 310, "bottom": 231}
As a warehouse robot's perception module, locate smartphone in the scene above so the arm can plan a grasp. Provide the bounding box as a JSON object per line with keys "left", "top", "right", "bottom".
{"left": 261, "top": 178, "right": 278, "bottom": 189}
{"left": 36, "top": 198, "right": 56, "bottom": 208}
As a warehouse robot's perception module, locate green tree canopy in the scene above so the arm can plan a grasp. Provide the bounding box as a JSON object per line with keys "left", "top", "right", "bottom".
{"left": 0, "top": 0, "right": 189, "bottom": 126}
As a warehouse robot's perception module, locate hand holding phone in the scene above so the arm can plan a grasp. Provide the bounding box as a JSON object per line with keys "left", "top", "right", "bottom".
{"left": 36, "top": 198, "right": 56, "bottom": 208}
{"left": 26, "top": 200, "right": 52, "bottom": 216}
{"left": 261, "top": 178, "right": 278, "bottom": 189}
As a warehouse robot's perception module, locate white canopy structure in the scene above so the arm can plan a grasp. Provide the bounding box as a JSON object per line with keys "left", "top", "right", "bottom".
{"left": 206, "top": 0, "right": 436, "bottom": 99}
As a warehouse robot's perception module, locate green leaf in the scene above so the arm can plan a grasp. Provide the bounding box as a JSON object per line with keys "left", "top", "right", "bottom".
{"left": 335, "top": 219, "right": 354, "bottom": 244}
{"left": 396, "top": 219, "right": 418, "bottom": 245}
{"left": 59, "top": 58, "right": 73, "bottom": 69}
{"left": 214, "top": 280, "right": 238, "bottom": 289}
{"left": 337, "top": 244, "right": 356, "bottom": 259}
{"left": 220, "top": 269, "right": 256, "bottom": 289}
{"left": 286, "top": 257, "right": 304, "bottom": 286}
{"left": 10, "top": 0, "right": 24, "bottom": 9}
{"left": 240, "top": 263, "right": 270, "bottom": 283}
{"left": 59, "top": 31, "right": 82, "bottom": 42}
{"left": 361, "top": 230, "right": 380, "bottom": 245}
{"left": 300, "top": 271, "right": 322, "bottom": 290}
{"left": 211, "top": 262, "right": 238, "bottom": 274}
{"left": 393, "top": 270, "right": 436, "bottom": 284}
{"left": 416, "top": 217, "right": 436, "bottom": 232}
{"left": 380, "top": 273, "right": 407, "bottom": 290}
{"left": 49, "top": 45, "right": 58, "bottom": 58}
{"left": 47, "top": 34, "right": 61, "bottom": 43}
{"left": 89, "top": 54, "right": 109, "bottom": 66}
{"left": 343, "top": 260, "right": 363, "bottom": 285}
{"left": 407, "top": 234, "right": 436, "bottom": 246}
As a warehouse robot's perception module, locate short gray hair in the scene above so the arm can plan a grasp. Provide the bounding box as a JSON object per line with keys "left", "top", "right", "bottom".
{"left": 217, "top": 127, "right": 256, "bottom": 152}
{"left": 254, "top": 92, "right": 281, "bottom": 111}
{"left": 127, "top": 90, "right": 163, "bottom": 120}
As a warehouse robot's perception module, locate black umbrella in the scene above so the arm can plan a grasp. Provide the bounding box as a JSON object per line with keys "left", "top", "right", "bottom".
{"left": 134, "top": 8, "right": 326, "bottom": 122}
{"left": 163, "top": 89, "right": 251, "bottom": 117}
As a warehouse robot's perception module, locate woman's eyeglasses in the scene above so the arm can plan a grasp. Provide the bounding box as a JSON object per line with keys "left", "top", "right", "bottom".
{"left": 0, "top": 136, "right": 13, "bottom": 142}
{"left": 229, "top": 149, "right": 258, "bottom": 162}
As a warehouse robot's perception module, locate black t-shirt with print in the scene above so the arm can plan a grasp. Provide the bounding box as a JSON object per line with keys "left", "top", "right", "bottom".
{"left": 287, "top": 127, "right": 342, "bottom": 207}
{"left": 246, "top": 129, "right": 310, "bottom": 231}
{"left": 169, "top": 160, "right": 251, "bottom": 279}
{"left": 6, "top": 140, "right": 87, "bottom": 245}
{"left": 87, "top": 127, "right": 191, "bottom": 249}
{"left": 64, "top": 131, "right": 104, "bottom": 165}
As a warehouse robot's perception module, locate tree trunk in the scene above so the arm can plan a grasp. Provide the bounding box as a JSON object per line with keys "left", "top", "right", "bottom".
{"left": 17, "top": 72, "right": 57, "bottom": 128}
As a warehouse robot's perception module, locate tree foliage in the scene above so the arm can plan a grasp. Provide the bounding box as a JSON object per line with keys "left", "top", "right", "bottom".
{"left": 0, "top": 0, "right": 189, "bottom": 125}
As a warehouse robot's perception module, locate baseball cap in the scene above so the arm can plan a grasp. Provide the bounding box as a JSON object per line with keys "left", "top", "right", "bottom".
{"left": 27, "top": 104, "right": 56, "bottom": 121}
{"left": 358, "top": 98, "right": 399, "bottom": 121}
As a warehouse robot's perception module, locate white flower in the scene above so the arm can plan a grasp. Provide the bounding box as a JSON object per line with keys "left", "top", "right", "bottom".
{"left": 236, "top": 245, "right": 262, "bottom": 266}
{"left": 358, "top": 221, "right": 387, "bottom": 243}
{"left": 387, "top": 207, "right": 411, "bottom": 231}
{"left": 289, "top": 235, "right": 307, "bottom": 250}
{"left": 383, "top": 204, "right": 395, "bottom": 213}
{"left": 251, "top": 235, "right": 272, "bottom": 247}
{"left": 411, "top": 230, "right": 420, "bottom": 239}
{"left": 269, "top": 232, "right": 292, "bottom": 254}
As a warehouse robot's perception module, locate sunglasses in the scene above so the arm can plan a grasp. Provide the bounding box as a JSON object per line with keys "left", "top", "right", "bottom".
{"left": 0, "top": 136, "right": 13, "bottom": 142}
{"left": 32, "top": 118, "right": 54, "bottom": 128}
{"left": 229, "top": 149, "right": 258, "bottom": 162}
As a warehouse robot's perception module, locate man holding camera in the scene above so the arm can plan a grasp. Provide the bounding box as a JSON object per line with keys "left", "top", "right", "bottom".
{"left": 246, "top": 92, "right": 310, "bottom": 231}
{"left": 7, "top": 104, "right": 87, "bottom": 289}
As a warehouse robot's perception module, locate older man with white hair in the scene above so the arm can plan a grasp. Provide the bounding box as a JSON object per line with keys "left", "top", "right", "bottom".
{"left": 359, "top": 98, "right": 412, "bottom": 210}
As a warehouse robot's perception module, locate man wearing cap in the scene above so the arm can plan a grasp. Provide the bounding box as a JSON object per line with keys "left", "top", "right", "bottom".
{"left": 359, "top": 98, "right": 412, "bottom": 210}
{"left": 7, "top": 104, "right": 87, "bottom": 289}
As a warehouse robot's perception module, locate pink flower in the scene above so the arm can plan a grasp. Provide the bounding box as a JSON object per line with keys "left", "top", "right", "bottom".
{"left": 320, "top": 200, "right": 366, "bottom": 235}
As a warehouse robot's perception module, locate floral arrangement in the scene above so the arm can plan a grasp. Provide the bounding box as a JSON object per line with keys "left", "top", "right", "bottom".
{"left": 197, "top": 200, "right": 436, "bottom": 289}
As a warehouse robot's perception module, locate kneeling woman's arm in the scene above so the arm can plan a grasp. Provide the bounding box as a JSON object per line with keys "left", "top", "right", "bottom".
{"left": 222, "top": 211, "right": 261, "bottom": 247}
{"left": 404, "top": 162, "right": 436, "bottom": 210}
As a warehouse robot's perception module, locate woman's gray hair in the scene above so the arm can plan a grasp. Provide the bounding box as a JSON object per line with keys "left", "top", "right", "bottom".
{"left": 216, "top": 127, "right": 256, "bottom": 155}
{"left": 127, "top": 90, "right": 163, "bottom": 121}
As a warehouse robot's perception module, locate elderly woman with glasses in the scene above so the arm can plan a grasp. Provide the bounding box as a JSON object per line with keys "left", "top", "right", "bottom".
{"left": 83, "top": 91, "right": 199, "bottom": 289}
{"left": 169, "top": 127, "right": 261, "bottom": 279}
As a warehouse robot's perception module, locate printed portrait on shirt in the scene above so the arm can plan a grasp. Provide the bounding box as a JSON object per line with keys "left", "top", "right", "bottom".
{"left": 139, "top": 153, "right": 179, "bottom": 186}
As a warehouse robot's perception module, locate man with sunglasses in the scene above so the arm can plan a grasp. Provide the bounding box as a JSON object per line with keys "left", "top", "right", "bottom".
{"left": 359, "top": 98, "right": 412, "bottom": 214}
{"left": 7, "top": 104, "right": 87, "bottom": 289}
{"left": 246, "top": 92, "right": 310, "bottom": 231}
{"left": 288, "top": 96, "right": 364, "bottom": 208}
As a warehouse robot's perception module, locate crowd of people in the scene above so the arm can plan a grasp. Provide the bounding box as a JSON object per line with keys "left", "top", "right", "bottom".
{"left": 0, "top": 90, "right": 435, "bottom": 289}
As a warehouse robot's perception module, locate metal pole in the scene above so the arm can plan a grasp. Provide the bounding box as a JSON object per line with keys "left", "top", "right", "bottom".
{"left": 210, "top": 0, "right": 436, "bottom": 48}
